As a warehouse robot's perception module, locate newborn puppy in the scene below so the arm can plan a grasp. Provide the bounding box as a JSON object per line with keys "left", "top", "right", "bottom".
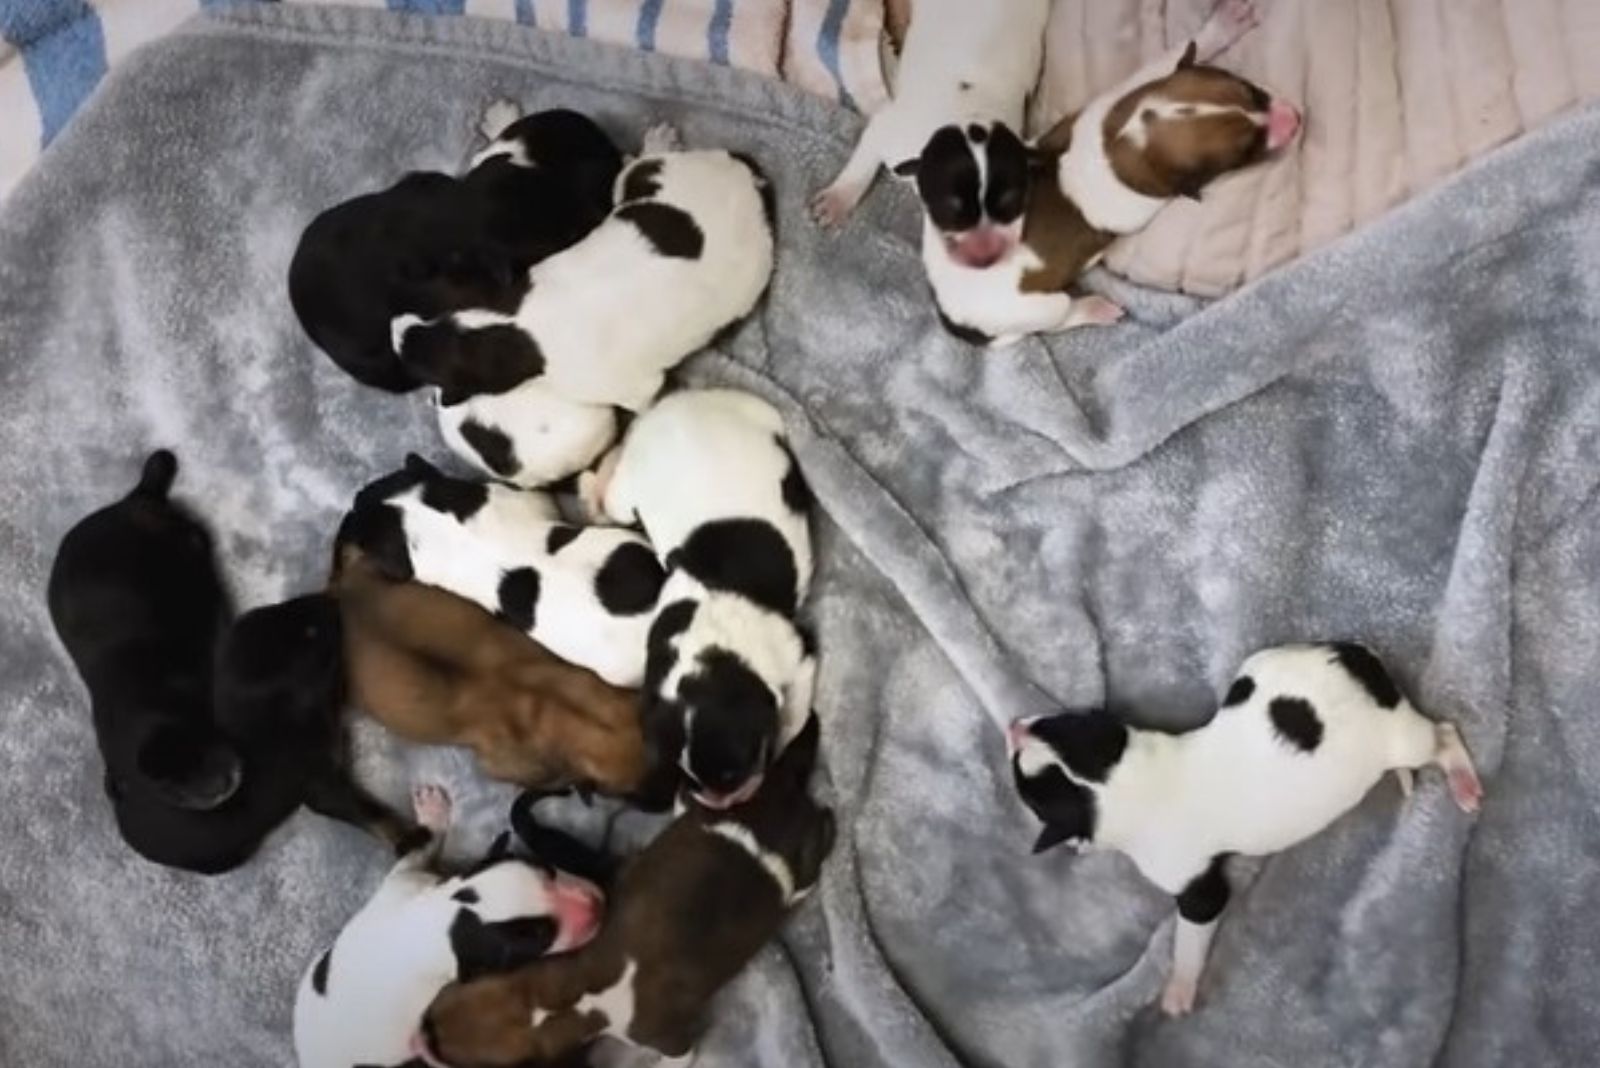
{"left": 932, "top": 0, "right": 1301, "bottom": 344}
{"left": 1009, "top": 642, "right": 1483, "bottom": 1016}
{"left": 343, "top": 454, "right": 664, "bottom": 688}
{"left": 294, "top": 784, "right": 604, "bottom": 1068}
{"left": 394, "top": 132, "right": 776, "bottom": 413}
{"left": 331, "top": 542, "right": 669, "bottom": 808}
{"left": 288, "top": 107, "right": 622, "bottom": 392}
{"left": 47, "top": 451, "right": 240, "bottom": 872}
{"left": 435, "top": 377, "right": 620, "bottom": 489}
{"left": 581, "top": 389, "right": 815, "bottom": 809}
{"left": 810, "top": 0, "right": 1050, "bottom": 229}
{"left": 415, "top": 716, "right": 835, "bottom": 1068}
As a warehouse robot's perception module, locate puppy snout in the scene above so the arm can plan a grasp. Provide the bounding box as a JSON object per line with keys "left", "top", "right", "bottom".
{"left": 1006, "top": 718, "right": 1035, "bottom": 753}
{"left": 1265, "top": 99, "right": 1301, "bottom": 150}
{"left": 946, "top": 227, "right": 1013, "bottom": 269}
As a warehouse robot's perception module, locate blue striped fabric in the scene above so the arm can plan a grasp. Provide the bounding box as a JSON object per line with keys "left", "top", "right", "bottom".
{"left": 0, "top": 0, "right": 886, "bottom": 200}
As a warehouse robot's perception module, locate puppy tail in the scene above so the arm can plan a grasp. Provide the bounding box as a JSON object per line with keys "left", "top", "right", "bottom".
{"left": 135, "top": 450, "right": 178, "bottom": 499}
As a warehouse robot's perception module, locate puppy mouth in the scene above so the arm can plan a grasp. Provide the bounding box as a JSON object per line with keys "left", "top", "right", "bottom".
{"left": 549, "top": 879, "right": 605, "bottom": 952}
{"left": 692, "top": 773, "right": 765, "bottom": 810}
{"left": 1264, "top": 99, "right": 1301, "bottom": 151}
{"left": 944, "top": 227, "right": 1014, "bottom": 269}
{"left": 1005, "top": 718, "right": 1037, "bottom": 755}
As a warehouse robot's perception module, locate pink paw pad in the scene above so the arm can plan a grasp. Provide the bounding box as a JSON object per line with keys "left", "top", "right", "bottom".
{"left": 412, "top": 784, "right": 452, "bottom": 832}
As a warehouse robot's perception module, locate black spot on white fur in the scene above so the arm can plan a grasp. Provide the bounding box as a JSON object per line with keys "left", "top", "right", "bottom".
{"left": 620, "top": 158, "right": 663, "bottom": 202}
{"left": 545, "top": 524, "right": 581, "bottom": 555}
{"left": 447, "top": 908, "right": 559, "bottom": 983}
{"left": 1175, "top": 855, "right": 1231, "bottom": 923}
{"left": 643, "top": 599, "right": 698, "bottom": 695}
{"left": 1031, "top": 712, "right": 1128, "bottom": 783}
{"left": 1017, "top": 763, "right": 1097, "bottom": 853}
{"left": 452, "top": 887, "right": 480, "bottom": 905}
{"left": 593, "top": 542, "right": 665, "bottom": 616}
{"left": 1222, "top": 676, "right": 1255, "bottom": 707}
{"left": 616, "top": 202, "right": 705, "bottom": 259}
{"left": 778, "top": 439, "right": 812, "bottom": 515}
{"left": 937, "top": 307, "right": 992, "bottom": 346}
{"left": 310, "top": 948, "right": 331, "bottom": 996}
{"left": 966, "top": 124, "right": 988, "bottom": 143}
{"left": 497, "top": 567, "right": 540, "bottom": 632}
{"left": 420, "top": 475, "right": 489, "bottom": 522}
{"left": 666, "top": 518, "right": 798, "bottom": 616}
{"left": 1329, "top": 642, "right": 1401, "bottom": 708}
{"left": 336, "top": 502, "right": 414, "bottom": 581}
{"left": 459, "top": 420, "right": 519, "bottom": 479}
{"left": 1268, "top": 697, "right": 1323, "bottom": 753}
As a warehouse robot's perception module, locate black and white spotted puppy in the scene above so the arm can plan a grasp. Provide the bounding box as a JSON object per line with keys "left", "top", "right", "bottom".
{"left": 293, "top": 784, "right": 603, "bottom": 1068}
{"left": 1009, "top": 642, "right": 1484, "bottom": 1016}
{"left": 394, "top": 127, "right": 777, "bottom": 414}
{"left": 340, "top": 454, "right": 665, "bottom": 688}
{"left": 433, "top": 377, "right": 620, "bottom": 489}
{"left": 581, "top": 389, "right": 815, "bottom": 810}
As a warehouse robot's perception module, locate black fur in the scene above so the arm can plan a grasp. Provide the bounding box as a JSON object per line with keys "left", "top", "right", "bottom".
{"left": 452, "top": 887, "right": 481, "bottom": 905}
{"left": 334, "top": 501, "right": 415, "bottom": 581}
{"left": 310, "top": 949, "right": 331, "bottom": 995}
{"left": 643, "top": 599, "right": 698, "bottom": 695}
{"left": 777, "top": 438, "right": 813, "bottom": 516}
{"left": 419, "top": 469, "right": 490, "bottom": 522}
{"left": 593, "top": 542, "right": 665, "bottom": 616}
{"left": 937, "top": 307, "right": 993, "bottom": 346}
{"left": 1029, "top": 711, "right": 1128, "bottom": 783}
{"left": 615, "top": 202, "right": 705, "bottom": 259}
{"left": 1329, "top": 642, "right": 1401, "bottom": 708}
{"left": 287, "top": 110, "right": 621, "bottom": 392}
{"left": 447, "top": 907, "right": 559, "bottom": 983}
{"left": 497, "top": 567, "right": 541, "bottom": 633}
{"left": 400, "top": 321, "right": 547, "bottom": 406}
{"left": 544, "top": 524, "right": 581, "bottom": 555}
{"left": 510, "top": 791, "right": 619, "bottom": 887}
{"left": 913, "top": 122, "right": 1029, "bottom": 234}
{"left": 677, "top": 650, "right": 779, "bottom": 798}
{"left": 1268, "top": 696, "right": 1324, "bottom": 753}
{"left": 1017, "top": 763, "right": 1098, "bottom": 854}
{"left": 1222, "top": 675, "right": 1255, "bottom": 707}
{"left": 1175, "top": 855, "right": 1231, "bottom": 923}
{"left": 458, "top": 420, "right": 520, "bottom": 479}
{"left": 666, "top": 518, "right": 799, "bottom": 616}
{"left": 619, "top": 158, "right": 663, "bottom": 202}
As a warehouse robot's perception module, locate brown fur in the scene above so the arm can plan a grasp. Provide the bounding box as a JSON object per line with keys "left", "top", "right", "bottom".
{"left": 421, "top": 719, "right": 835, "bottom": 1065}
{"left": 330, "top": 544, "right": 652, "bottom": 796}
{"left": 1020, "top": 60, "right": 1278, "bottom": 295}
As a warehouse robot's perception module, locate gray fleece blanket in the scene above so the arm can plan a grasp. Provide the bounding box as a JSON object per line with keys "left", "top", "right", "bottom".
{"left": 2, "top": 5, "right": 1598, "bottom": 1066}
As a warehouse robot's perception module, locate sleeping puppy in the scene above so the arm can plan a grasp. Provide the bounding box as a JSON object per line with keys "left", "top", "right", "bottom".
{"left": 1009, "top": 642, "right": 1483, "bottom": 1016}
{"left": 342, "top": 454, "right": 664, "bottom": 688}
{"left": 580, "top": 389, "right": 815, "bottom": 809}
{"left": 288, "top": 107, "right": 622, "bottom": 392}
{"left": 434, "top": 377, "right": 620, "bottom": 489}
{"left": 47, "top": 451, "right": 240, "bottom": 872}
{"left": 930, "top": 0, "right": 1302, "bottom": 344}
{"left": 393, "top": 133, "right": 777, "bottom": 413}
{"left": 809, "top": 0, "right": 1050, "bottom": 229}
{"left": 414, "top": 716, "right": 835, "bottom": 1068}
{"left": 294, "top": 784, "right": 605, "bottom": 1068}
{"left": 331, "top": 541, "right": 671, "bottom": 808}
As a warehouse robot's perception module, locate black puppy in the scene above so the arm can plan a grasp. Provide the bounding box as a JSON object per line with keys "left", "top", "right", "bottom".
{"left": 288, "top": 108, "right": 622, "bottom": 392}
{"left": 49, "top": 452, "right": 411, "bottom": 874}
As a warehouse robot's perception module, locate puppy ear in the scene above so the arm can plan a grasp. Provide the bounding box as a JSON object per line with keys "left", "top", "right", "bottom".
{"left": 1033, "top": 823, "right": 1074, "bottom": 854}
{"left": 1177, "top": 41, "right": 1198, "bottom": 69}
{"left": 891, "top": 158, "right": 920, "bottom": 178}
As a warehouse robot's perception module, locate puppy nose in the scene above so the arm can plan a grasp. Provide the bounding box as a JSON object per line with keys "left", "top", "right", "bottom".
{"left": 1265, "top": 99, "right": 1301, "bottom": 150}
{"left": 1006, "top": 719, "right": 1032, "bottom": 752}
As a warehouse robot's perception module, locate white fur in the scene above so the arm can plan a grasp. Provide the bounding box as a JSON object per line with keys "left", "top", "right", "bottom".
{"left": 811, "top": 0, "right": 1050, "bottom": 222}
{"left": 293, "top": 843, "right": 576, "bottom": 1068}
{"left": 1015, "top": 642, "right": 1482, "bottom": 1014}
{"left": 386, "top": 481, "right": 658, "bottom": 687}
{"left": 434, "top": 380, "right": 618, "bottom": 489}
{"left": 400, "top": 151, "right": 773, "bottom": 413}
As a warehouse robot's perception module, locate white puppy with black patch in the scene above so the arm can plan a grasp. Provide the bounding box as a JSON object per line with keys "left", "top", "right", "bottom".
{"left": 810, "top": 0, "right": 1050, "bottom": 231}
{"left": 1009, "top": 642, "right": 1484, "bottom": 1016}
{"left": 580, "top": 388, "right": 815, "bottom": 811}
{"left": 292, "top": 785, "right": 603, "bottom": 1068}
{"left": 432, "top": 381, "right": 620, "bottom": 489}
{"left": 394, "top": 128, "right": 776, "bottom": 414}
{"left": 339, "top": 454, "right": 665, "bottom": 688}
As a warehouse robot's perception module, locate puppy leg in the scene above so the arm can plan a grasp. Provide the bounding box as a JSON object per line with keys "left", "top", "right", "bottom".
{"left": 810, "top": 110, "right": 893, "bottom": 227}
{"left": 1161, "top": 856, "right": 1229, "bottom": 1016}
{"left": 1193, "top": 0, "right": 1260, "bottom": 61}
{"left": 1432, "top": 722, "right": 1483, "bottom": 813}
{"left": 640, "top": 122, "right": 684, "bottom": 155}
{"left": 976, "top": 292, "right": 1124, "bottom": 347}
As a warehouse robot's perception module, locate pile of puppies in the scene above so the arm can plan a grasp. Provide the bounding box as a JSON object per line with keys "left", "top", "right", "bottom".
{"left": 43, "top": 0, "right": 1490, "bottom": 1058}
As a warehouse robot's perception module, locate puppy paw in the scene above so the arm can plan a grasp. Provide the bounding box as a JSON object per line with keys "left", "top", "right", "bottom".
{"left": 809, "top": 186, "right": 857, "bottom": 229}
{"left": 412, "top": 784, "right": 453, "bottom": 833}
{"left": 1073, "top": 295, "right": 1125, "bottom": 328}
{"left": 1159, "top": 973, "right": 1199, "bottom": 1017}
{"left": 641, "top": 122, "right": 683, "bottom": 155}
{"left": 1435, "top": 723, "right": 1484, "bottom": 814}
{"left": 479, "top": 98, "right": 522, "bottom": 142}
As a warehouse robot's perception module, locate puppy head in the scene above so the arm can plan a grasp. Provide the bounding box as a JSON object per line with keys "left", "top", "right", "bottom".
{"left": 896, "top": 122, "right": 1031, "bottom": 269}
{"left": 1106, "top": 48, "right": 1301, "bottom": 201}
{"left": 215, "top": 594, "right": 344, "bottom": 732}
{"left": 393, "top": 316, "right": 546, "bottom": 406}
{"left": 1007, "top": 712, "right": 1128, "bottom": 854}
{"left": 123, "top": 720, "right": 241, "bottom": 811}
{"left": 675, "top": 649, "right": 781, "bottom": 809}
{"left": 446, "top": 861, "right": 604, "bottom": 981}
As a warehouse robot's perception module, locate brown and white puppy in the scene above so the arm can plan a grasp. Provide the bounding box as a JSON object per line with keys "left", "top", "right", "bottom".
{"left": 413, "top": 716, "right": 835, "bottom": 1068}
{"left": 330, "top": 541, "right": 670, "bottom": 808}
{"left": 929, "top": 0, "right": 1302, "bottom": 346}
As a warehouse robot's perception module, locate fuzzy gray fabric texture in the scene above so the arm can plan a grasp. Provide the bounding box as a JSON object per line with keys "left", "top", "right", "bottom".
{"left": 1, "top": 4, "right": 1597, "bottom": 1066}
